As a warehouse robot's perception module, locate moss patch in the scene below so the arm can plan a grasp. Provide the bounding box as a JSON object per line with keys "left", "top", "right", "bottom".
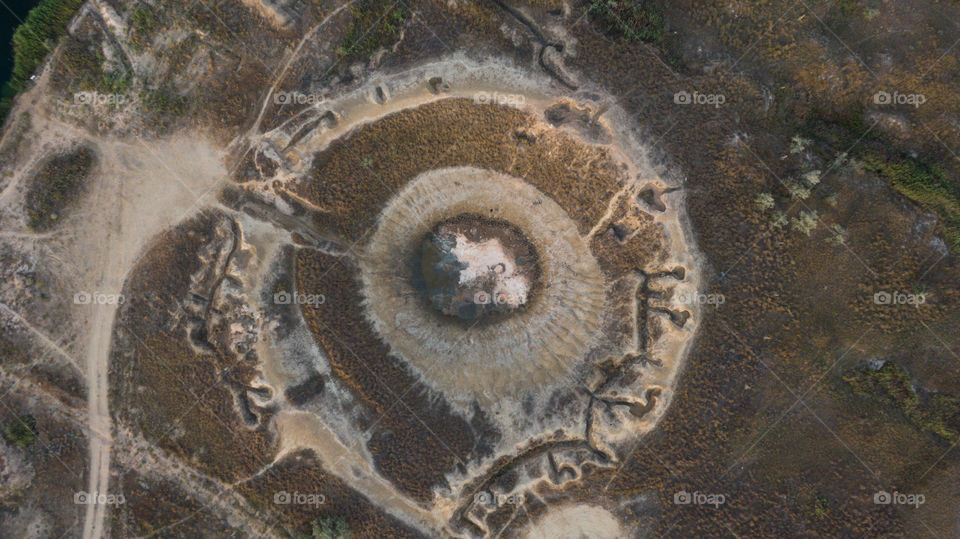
{"left": 843, "top": 362, "right": 960, "bottom": 443}
{"left": 860, "top": 152, "right": 960, "bottom": 250}
{"left": 336, "top": 0, "right": 408, "bottom": 63}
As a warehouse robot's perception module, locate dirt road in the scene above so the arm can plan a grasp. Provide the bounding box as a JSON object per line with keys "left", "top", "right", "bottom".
{"left": 60, "top": 133, "right": 228, "bottom": 539}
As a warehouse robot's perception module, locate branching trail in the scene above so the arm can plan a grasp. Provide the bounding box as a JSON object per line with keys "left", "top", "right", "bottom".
{"left": 13, "top": 118, "right": 233, "bottom": 539}
{"left": 4, "top": 12, "right": 354, "bottom": 537}
{"left": 0, "top": 301, "right": 83, "bottom": 373}
{"left": 110, "top": 427, "right": 278, "bottom": 538}
{"left": 76, "top": 123, "right": 119, "bottom": 539}
{"left": 239, "top": 0, "right": 359, "bottom": 152}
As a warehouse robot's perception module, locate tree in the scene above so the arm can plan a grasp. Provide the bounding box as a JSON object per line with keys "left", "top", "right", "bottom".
{"left": 802, "top": 170, "right": 822, "bottom": 186}
{"left": 786, "top": 180, "right": 810, "bottom": 200}
{"left": 826, "top": 223, "right": 847, "bottom": 245}
{"left": 771, "top": 211, "right": 788, "bottom": 229}
{"left": 311, "top": 516, "right": 351, "bottom": 539}
{"left": 791, "top": 210, "right": 819, "bottom": 236}
{"left": 755, "top": 192, "right": 775, "bottom": 211}
{"left": 790, "top": 135, "right": 811, "bottom": 154}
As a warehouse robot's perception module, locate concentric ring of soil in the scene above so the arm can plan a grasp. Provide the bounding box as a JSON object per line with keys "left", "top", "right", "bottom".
{"left": 358, "top": 166, "right": 606, "bottom": 402}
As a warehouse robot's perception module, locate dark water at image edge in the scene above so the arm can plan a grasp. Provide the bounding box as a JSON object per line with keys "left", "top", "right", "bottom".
{"left": 1, "top": 0, "right": 44, "bottom": 99}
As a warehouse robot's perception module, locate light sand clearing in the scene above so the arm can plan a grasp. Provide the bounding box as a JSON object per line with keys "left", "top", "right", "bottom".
{"left": 2, "top": 68, "right": 229, "bottom": 538}
{"left": 523, "top": 504, "right": 625, "bottom": 539}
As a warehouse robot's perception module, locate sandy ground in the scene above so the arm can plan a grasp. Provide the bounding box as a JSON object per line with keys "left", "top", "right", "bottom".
{"left": 2, "top": 105, "right": 228, "bottom": 538}
{"left": 522, "top": 504, "right": 624, "bottom": 539}
{"left": 1, "top": 87, "right": 230, "bottom": 537}
{"left": 74, "top": 133, "right": 228, "bottom": 539}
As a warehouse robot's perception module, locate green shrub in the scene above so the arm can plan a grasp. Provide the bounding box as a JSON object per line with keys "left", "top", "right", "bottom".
{"left": 140, "top": 88, "right": 186, "bottom": 114}
{"left": 834, "top": 0, "right": 859, "bottom": 18}
{"left": 298, "top": 516, "right": 351, "bottom": 539}
{"left": 137, "top": 87, "right": 189, "bottom": 132}
{"left": 588, "top": 0, "right": 665, "bottom": 43}
{"left": 813, "top": 494, "right": 830, "bottom": 519}
{"left": 4, "top": 415, "right": 37, "bottom": 448}
{"left": 129, "top": 5, "right": 159, "bottom": 50}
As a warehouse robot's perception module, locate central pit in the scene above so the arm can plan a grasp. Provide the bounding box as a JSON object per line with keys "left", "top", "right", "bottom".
{"left": 420, "top": 214, "right": 540, "bottom": 322}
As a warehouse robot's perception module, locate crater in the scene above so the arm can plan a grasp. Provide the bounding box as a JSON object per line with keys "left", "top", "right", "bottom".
{"left": 356, "top": 165, "right": 608, "bottom": 403}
